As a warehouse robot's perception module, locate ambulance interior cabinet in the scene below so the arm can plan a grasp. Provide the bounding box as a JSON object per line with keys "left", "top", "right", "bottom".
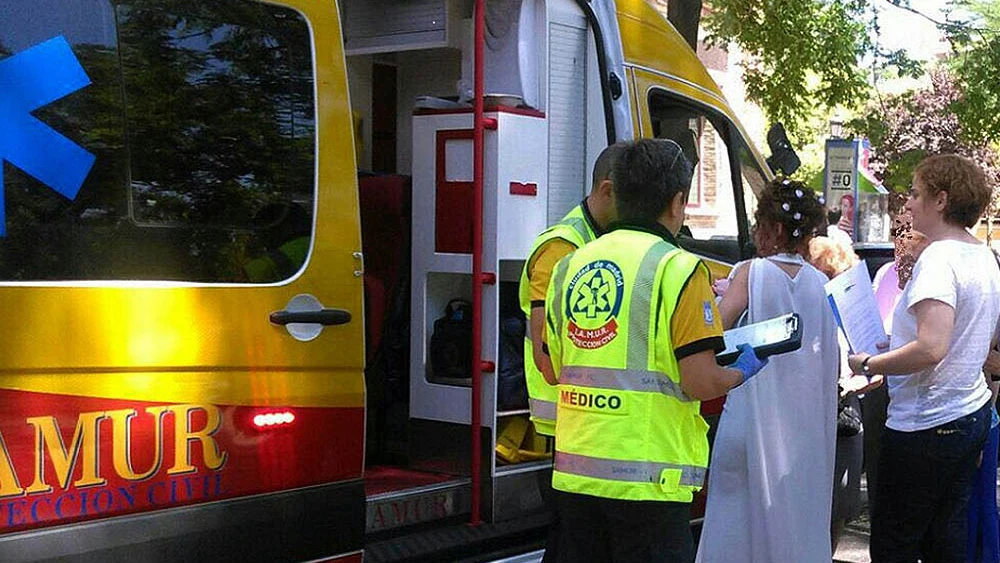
{"left": 409, "top": 107, "right": 547, "bottom": 427}
{"left": 341, "top": 0, "right": 465, "bottom": 55}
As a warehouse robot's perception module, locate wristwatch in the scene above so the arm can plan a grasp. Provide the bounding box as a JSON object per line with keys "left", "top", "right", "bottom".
{"left": 861, "top": 356, "right": 872, "bottom": 377}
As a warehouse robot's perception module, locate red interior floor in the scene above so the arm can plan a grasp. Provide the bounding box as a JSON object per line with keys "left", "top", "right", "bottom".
{"left": 364, "top": 465, "right": 456, "bottom": 497}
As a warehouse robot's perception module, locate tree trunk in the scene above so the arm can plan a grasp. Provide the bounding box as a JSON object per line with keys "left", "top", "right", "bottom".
{"left": 659, "top": 0, "right": 703, "bottom": 52}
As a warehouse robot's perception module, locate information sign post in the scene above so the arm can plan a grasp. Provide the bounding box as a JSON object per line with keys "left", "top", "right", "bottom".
{"left": 824, "top": 138, "right": 889, "bottom": 243}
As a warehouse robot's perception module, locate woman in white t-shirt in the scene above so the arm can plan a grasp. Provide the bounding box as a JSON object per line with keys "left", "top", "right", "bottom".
{"left": 847, "top": 154, "right": 1000, "bottom": 563}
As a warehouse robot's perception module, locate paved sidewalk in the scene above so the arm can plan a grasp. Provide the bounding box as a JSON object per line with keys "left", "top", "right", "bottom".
{"left": 833, "top": 470, "right": 871, "bottom": 562}
{"left": 502, "top": 471, "right": 1000, "bottom": 563}
{"left": 834, "top": 500, "right": 872, "bottom": 563}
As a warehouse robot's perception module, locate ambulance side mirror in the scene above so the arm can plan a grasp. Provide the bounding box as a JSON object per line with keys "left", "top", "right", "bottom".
{"left": 765, "top": 123, "right": 801, "bottom": 176}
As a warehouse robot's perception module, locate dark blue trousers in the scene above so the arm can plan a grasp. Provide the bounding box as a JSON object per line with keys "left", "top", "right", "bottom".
{"left": 871, "top": 400, "right": 991, "bottom": 563}
{"left": 555, "top": 490, "right": 694, "bottom": 563}
{"left": 966, "top": 420, "right": 999, "bottom": 563}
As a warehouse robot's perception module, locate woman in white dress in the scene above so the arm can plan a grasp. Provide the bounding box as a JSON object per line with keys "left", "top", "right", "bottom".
{"left": 697, "top": 178, "right": 841, "bottom": 563}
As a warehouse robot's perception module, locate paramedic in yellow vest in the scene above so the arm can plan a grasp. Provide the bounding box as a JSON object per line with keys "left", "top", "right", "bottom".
{"left": 244, "top": 202, "right": 311, "bottom": 283}
{"left": 545, "top": 139, "right": 768, "bottom": 563}
{"left": 520, "top": 142, "right": 626, "bottom": 437}
{"left": 518, "top": 142, "right": 625, "bottom": 563}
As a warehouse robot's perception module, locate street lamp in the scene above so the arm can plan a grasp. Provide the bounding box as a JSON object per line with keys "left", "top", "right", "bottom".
{"left": 829, "top": 118, "right": 844, "bottom": 139}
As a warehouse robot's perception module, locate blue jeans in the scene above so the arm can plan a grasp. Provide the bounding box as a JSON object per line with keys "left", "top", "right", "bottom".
{"left": 871, "top": 400, "right": 991, "bottom": 563}
{"left": 967, "top": 419, "right": 999, "bottom": 563}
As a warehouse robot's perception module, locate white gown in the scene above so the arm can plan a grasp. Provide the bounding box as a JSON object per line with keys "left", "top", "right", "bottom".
{"left": 696, "top": 255, "right": 840, "bottom": 563}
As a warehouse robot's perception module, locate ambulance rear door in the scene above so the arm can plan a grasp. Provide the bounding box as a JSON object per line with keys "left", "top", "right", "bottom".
{"left": 0, "top": 1, "right": 365, "bottom": 561}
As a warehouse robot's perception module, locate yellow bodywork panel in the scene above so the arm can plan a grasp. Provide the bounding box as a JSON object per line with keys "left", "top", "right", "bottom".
{"left": 617, "top": 1, "right": 771, "bottom": 194}
{"left": 616, "top": 0, "right": 726, "bottom": 104}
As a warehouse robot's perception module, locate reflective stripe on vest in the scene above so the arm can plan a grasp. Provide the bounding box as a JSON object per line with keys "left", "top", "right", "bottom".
{"left": 555, "top": 452, "right": 706, "bottom": 488}
{"left": 558, "top": 215, "right": 595, "bottom": 245}
{"left": 627, "top": 241, "right": 674, "bottom": 369}
{"left": 529, "top": 398, "right": 557, "bottom": 421}
{"left": 559, "top": 366, "right": 692, "bottom": 402}
{"left": 549, "top": 256, "right": 573, "bottom": 344}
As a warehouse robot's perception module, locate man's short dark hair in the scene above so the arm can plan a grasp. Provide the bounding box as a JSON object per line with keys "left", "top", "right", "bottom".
{"left": 611, "top": 139, "right": 694, "bottom": 223}
{"left": 591, "top": 142, "right": 629, "bottom": 192}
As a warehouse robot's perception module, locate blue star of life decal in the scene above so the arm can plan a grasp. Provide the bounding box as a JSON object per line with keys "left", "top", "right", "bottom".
{"left": 0, "top": 36, "right": 96, "bottom": 237}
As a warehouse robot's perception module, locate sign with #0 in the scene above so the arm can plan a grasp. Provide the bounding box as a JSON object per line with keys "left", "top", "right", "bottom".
{"left": 825, "top": 139, "right": 857, "bottom": 204}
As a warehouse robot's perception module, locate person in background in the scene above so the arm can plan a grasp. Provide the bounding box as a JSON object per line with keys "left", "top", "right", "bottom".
{"left": 864, "top": 211, "right": 928, "bottom": 520}
{"left": 809, "top": 234, "right": 858, "bottom": 280}
{"left": 848, "top": 154, "right": 1000, "bottom": 563}
{"left": 872, "top": 212, "right": 929, "bottom": 332}
{"left": 698, "top": 179, "right": 840, "bottom": 563}
{"left": 520, "top": 143, "right": 625, "bottom": 425}
{"left": 838, "top": 194, "right": 856, "bottom": 238}
{"left": 244, "top": 202, "right": 311, "bottom": 283}
{"left": 971, "top": 349, "right": 1000, "bottom": 563}
{"left": 517, "top": 142, "right": 625, "bottom": 563}
{"left": 808, "top": 235, "right": 865, "bottom": 552}
{"left": 545, "top": 139, "right": 768, "bottom": 563}
{"left": 826, "top": 206, "right": 855, "bottom": 247}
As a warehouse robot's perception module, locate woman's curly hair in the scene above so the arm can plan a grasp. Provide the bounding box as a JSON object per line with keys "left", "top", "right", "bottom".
{"left": 754, "top": 177, "right": 828, "bottom": 254}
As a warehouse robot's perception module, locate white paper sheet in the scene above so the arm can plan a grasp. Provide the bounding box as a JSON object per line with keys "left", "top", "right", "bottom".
{"left": 824, "top": 260, "right": 888, "bottom": 355}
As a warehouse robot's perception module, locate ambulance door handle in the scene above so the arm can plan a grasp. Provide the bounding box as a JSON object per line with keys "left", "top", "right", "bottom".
{"left": 269, "top": 308, "right": 352, "bottom": 326}
{"left": 271, "top": 294, "right": 350, "bottom": 342}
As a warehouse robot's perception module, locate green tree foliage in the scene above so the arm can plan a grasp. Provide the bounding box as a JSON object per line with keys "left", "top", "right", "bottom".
{"left": 679, "top": 0, "right": 999, "bottom": 145}
{"left": 849, "top": 70, "right": 1000, "bottom": 193}
{"left": 700, "top": 0, "right": 870, "bottom": 139}
{"left": 947, "top": 0, "right": 1000, "bottom": 144}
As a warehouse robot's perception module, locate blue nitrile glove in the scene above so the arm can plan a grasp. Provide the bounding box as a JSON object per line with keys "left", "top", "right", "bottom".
{"left": 732, "top": 344, "right": 768, "bottom": 384}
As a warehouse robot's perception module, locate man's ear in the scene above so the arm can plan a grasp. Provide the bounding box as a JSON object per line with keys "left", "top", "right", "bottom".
{"left": 597, "top": 179, "right": 614, "bottom": 200}
{"left": 670, "top": 191, "right": 687, "bottom": 219}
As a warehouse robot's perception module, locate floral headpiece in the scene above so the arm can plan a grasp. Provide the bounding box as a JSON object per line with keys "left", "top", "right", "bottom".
{"left": 775, "top": 178, "right": 821, "bottom": 239}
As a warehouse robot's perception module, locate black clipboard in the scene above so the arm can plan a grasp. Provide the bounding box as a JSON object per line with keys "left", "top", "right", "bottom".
{"left": 715, "top": 313, "right": 802, "bottom": 366}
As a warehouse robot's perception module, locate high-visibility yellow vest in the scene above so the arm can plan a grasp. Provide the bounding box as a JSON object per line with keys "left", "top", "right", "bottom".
{"left": 517, "top": 205, "right": 597, "bottom": 436}
{"left": 545, "top": 227, "right": 709, "bottom": 502}
{"left": 245, "top": 236, "right": 310, "bottom": 283}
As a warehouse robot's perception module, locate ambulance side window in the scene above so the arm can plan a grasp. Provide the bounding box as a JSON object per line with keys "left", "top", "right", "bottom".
{"left": 0, "top": 0, "right": 314, "bottom": 283}
{"left": 647, "top": 89, "right": 742, "bottom": 263}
